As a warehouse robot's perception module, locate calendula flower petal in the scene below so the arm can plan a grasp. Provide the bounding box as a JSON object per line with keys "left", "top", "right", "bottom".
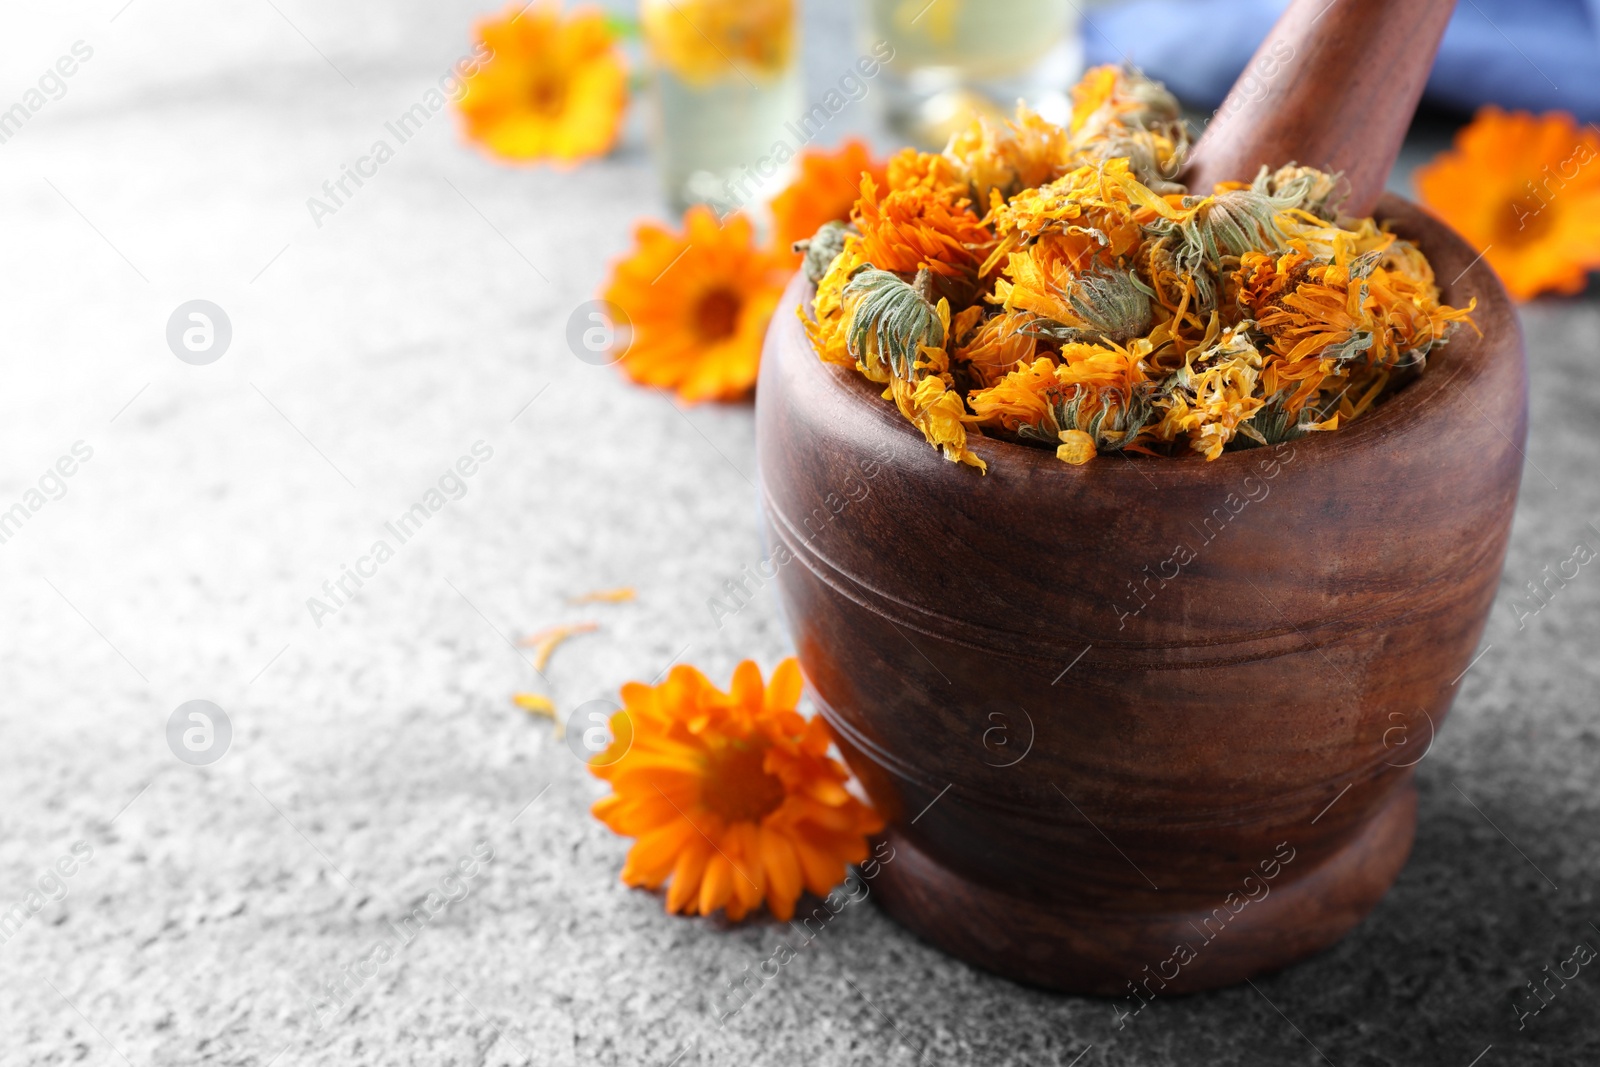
{"left": 569, "top": 587, "right": 636, "bottom": 604}
{"left": 764, "top": 658, "right": 803, "bottom": 714}
{"left": 758, "top": 827, "right": 803, "bottom": 921}
{"left": 520, "top": 622, "right": 597, "bottom": 671}
{"left": 666, "top": 839, "right": 711, "bottom": 914}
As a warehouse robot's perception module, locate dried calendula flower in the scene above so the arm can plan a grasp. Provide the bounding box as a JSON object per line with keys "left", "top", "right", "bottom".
{"left": 801, "top": 64, "right": 1473, "bottom": 467}
{"left": 1152, "top": 324, "right": 1268, "bottom": 460}
{"left": 843, "top": 267, "right": 946, "bottom": 382}
{"left": 795, "top": 220, "right": 853, "bottom": 285}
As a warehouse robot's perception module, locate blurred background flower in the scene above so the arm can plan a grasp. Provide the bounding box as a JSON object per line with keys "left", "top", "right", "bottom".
{"left": 770, "top": 139, "right": 888, "bottom": 264}
{"left": 1417, "top": 107, "right": 1600, "bottom": 301}
{"left": 457, "top": 1, "right": 628, "bottom": 164}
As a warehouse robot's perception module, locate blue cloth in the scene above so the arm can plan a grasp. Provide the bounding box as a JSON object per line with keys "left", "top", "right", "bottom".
{"left": 1082, "top": 0, "right": 1600, "bottom": 121}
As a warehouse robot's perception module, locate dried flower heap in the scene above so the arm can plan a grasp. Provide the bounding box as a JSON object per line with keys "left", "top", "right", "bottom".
{"left": 799, "top": 66, "right": 1476, "bottom": 469}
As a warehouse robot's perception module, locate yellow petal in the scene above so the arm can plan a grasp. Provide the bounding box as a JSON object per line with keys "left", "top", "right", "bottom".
{"left": 1056, "top": 429, "right": 1096, "bottom": 465}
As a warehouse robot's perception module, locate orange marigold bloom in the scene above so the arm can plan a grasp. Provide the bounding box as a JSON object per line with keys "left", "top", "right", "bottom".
{"left": 953, "top": 309, "right": 1037, "bottom": 388}
{"left": 946, "top": 104, "right": 1076, "bottom": 206}
{"left": 771, "top": 139, "right": 888, "bottom": 260}
{"left": 1238, "top": 238, "right": 1474, "bottom": 413}
{"left": 966, "top": 356, "right": 1062, "bottom": 434}
{"left": 968, "top": 343, "right": 1153, "bottom": 456}
{"left": 457, "top": 3, "right": 628, "bottom": 165}
{"left": 1069, "top": 64, "right": 1182, "bottom": 143}
{"left": 605, "top": 208, "right": 790, "bottom": 402}
{"left": 887, "top": 147, "right": 972, "bottom": 204}
{"left": 852, "top": 175, "right": 996, "bottom": 295}
{"left": 1151, "top": 327, "right": 1266, "bottom": 460}
{"left": 642, "top": 0, "right": 794, "bottom": 85}
{"left": 590, "top": 659, "right": 882, "bottom": 922}
{"left": 1416, "top": 106, "right": 1600, "bottom": 300}
{"left": 984, "top": 159, "right": 1149, "bottom": 274}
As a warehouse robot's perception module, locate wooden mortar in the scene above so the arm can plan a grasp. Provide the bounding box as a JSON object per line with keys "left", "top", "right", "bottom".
{"left": 755, "top": 0, "right": 1524, "bottom": 993}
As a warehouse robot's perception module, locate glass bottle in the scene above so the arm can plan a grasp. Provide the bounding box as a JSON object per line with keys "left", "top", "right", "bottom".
{"left": 866, "top": 0, "right": 1083, "bottom": 146}
{"left": 643, "top": 0, "right": 803, "bottom": 215}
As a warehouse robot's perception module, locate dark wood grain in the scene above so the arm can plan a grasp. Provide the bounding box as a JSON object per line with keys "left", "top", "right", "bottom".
{"left": 753, "top": 196, "right": 1526, "bottom": 993}
{"left": 1182, "top": 0, "right": 1457, "bottom": 214}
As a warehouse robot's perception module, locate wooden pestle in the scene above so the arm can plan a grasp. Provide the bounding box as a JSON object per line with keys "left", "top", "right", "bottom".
{"left": 1182, "top": 0, "right": 1458, "bottom": 215}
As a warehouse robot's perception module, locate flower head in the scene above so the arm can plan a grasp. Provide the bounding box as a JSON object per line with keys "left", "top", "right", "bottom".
{"left": 605, "top": 208, "right": 790, "bottom": 402}
{"left": 590, "top": 659, "right": 882, "bottom": 922}
{"left": 887, "top": 147, "right": 972, "bottom": 204}
{"left": 1069, "top": 64, "right": 1184, "bottom": 145}
{"left": 642, "top": 0, "right": 793, "bottom": 85}
{"left": 457, "top": 3, "right": 627, "bottom": 165}
{"left": 945, "top": 103, "right": 1076, "bottom": 206}
{"left": 1152, "top": 325, "right": 1267, "bottom": 459}
{"left": 1416, "top": 106, "right": 1600, "bottom": 300}
{"left": 772, "top": 140, "right": 888, "bottom": 260}
{"left": 852, "top": 175, "right": 996, "bottom": 305}
{"left": 968, "top": 343, "right": 1155, "bottom": 458}
{"left": 952, "top": 309, "right": 1038, "bottom": 388}
{"left": 1237, "top": 236, "right": 1474, "bottom": 414}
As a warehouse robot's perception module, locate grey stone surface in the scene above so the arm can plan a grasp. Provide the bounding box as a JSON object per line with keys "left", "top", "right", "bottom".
{"left": 1, "top": 2, "right": 1598, "bottom": 1065}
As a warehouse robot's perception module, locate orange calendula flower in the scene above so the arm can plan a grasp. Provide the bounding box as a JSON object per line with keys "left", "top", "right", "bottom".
{"left": 953, "top": 308, "right": 1037, "bottom": 388}
{"left": 642, "top": 0, "right": 794, "bottom": 85}
{"left": 852, "top": 175, "right": 996, "bottom": 305}
{"left": 590, "top": 659, "right": 882, "bottom": 922}
{"left": 1416, "top": 106, "right": 1600, "bottom": 300}
{"left": 946, "top": 103, "right": 1076, "bottom": 206}
{"left": 605, "top": 207, "right": 791, "bottom": 402}
{"left": 771, "top": 140, "right": 888, "bottom": 260}
{"left": 457, "top": 3, "right": 628, "bottom": 165}
{"left": 886, "top": 147, "right": 972, "bottom": 204}
{"left": 802, "top": 236, "right": 868, "bottom": 369}
{"left": 1151, "top": 326, "right": 1267, "bottom": 460}
{"left": 1238, "top": 237, "right": 1474, "bottom": 415}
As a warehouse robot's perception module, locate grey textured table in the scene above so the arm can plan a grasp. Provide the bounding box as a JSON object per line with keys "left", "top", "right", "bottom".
{"left": 2, "top": 2, "right": 1597, "bottom": 1065}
